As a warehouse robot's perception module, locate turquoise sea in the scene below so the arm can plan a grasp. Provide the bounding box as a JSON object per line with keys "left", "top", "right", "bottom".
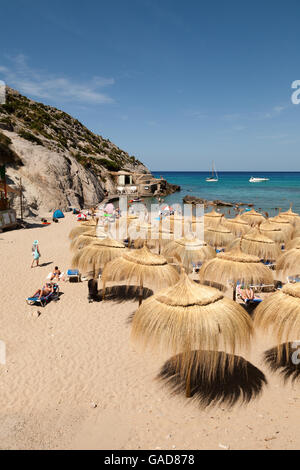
{"left": 152, "top": 172, "right": 300, "bottom": 216}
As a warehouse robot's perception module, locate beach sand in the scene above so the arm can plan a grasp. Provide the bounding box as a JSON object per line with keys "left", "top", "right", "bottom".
{"left": 0, "top": 213, "right": 299, "bottom": 450}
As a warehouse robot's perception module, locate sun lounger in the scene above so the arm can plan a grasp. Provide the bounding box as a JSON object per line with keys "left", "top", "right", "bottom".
{"left": 67, "top": 269, "right": 81, "bottom": 282}
{"left": 287, "top": 275, "right": 300, "bottom": 283}
{"left": 236, "top": 284, "right": 262, "bottom": 304}
{"left": 261, "top": 260, "right": 276, "bottom": 270}
{"left": 249, "top": 283, "right": 275, "bottom": 293}
{"left": 26, "top": 284, "right": 59, "bottom": 307}
{"left": 192, "top": 262, "right": 202, "bottom": 274}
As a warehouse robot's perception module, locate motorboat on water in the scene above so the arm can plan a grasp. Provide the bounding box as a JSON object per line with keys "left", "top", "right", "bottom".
{"left": 206, "top": 161, "right": 219, "bottom": 182}
{"left": 249, "top": 176, "right": 270, "bottom": 183}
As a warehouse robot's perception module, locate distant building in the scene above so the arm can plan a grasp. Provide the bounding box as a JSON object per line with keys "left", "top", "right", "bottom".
{"left": 109, "top": 171, "right": 167, "bottom": 197}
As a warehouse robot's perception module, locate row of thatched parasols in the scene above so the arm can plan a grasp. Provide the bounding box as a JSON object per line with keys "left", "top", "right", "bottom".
{"left": 68, "top": 206, "right": 300, "bottom": 398}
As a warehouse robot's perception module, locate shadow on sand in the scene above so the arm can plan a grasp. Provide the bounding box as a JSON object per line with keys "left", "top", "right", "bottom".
{"left": 98, "top": 285, "right": 154, "bottom": 304}
{"left": 158, "top": 350, "right": 267, "bottom": 409}
{"left": 264, "top": 343, "right": 300, "bottom": 383}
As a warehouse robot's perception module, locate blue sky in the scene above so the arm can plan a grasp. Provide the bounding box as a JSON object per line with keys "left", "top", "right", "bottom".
{"left": 1, "top": 0, "right": 300, "bottom": 171}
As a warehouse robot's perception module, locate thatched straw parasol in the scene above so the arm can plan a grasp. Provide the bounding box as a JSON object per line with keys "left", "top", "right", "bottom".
{"left": 259, "top": 220, "right": 293, "bottom": 244}
{"left": 71, "top": 238, "right": 126, "bottom": 278}
{"left": 286, "top": 237, "right": 300, "bottom": 251}
{"left": 240, "top": 229, "right": 281, "bottom": 261}
{"left": 162, "top": 237, "right": 215, "bottom": 273}
{"left": 254, "top": 283, "right": 300, "bottom": 346}
{"left": 132, "top": 271, "right": 253, "bottom": 395}
{"left": 102, "top": 245, "right": 180, "bottom": 305}
{"left": 240, "top": 209, "right": 265, "bottom": 227}
{"left": 69, "top": 222, "right": 97, "bottom": 240}
{"left": 203, "top": 224, "right": 234, "bottom": 248}
{"left": 280, "top": 207, "right": 300, "bottom": 234}
{"left": 199, "top": 247, "right": 274, "bottom": 298}
{"left": 204, "top": 209, "right": 224, "bottom": 228}
{"left": 131, "top": 223, "right": 172, "bottom": 252}
{"left": 224, "top": 216, "right": 251, "bottom": 237}
{"left": 269, "top": 215, "right": 295, "bottom": 235}
{"left": 70, "top": 225, "right": 108, "bottom": 251}
{"left": 276, "top": 244, "right": 300, "bottom": 276}
{"left": 280, "top": 206, "right": 300, "bottom": 220}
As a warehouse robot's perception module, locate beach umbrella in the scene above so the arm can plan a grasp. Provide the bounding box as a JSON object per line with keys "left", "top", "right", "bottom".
{"left": 254, "top": 283, "right": 300, "bottom": 346}
{"left": 71, "top": 237, "right": 126, "bottom": 278}
{"left": 224, "top": 216, "right": 252, "bottom": 237}
{"left": 132, "top": 271, "right": 253, "bottom": 395}
{"left": 203, "top": 224, "right": 234, "bottom": 248}
{"left": 286, "top": 237, "right": 300, "bottom": 251}
{"left": 162, "top": 237, "right": 215, "bottom": 273}
{"left": 132, "top": 224, "right": 174, "bottom": 253}
{"left": 70, "top": 226, "right": 108, "bottom": 251}
{"left": 269, "top": 215, "right": 295, "bottom": 236}
{"left": 199, "top": 246, "right": 274, "bottom": 298}
{"left": 276, "top": 244, "right": 300, "bottom": 277}
{"left": 68, "top": 221, "right": 97, "bottom": 240}
{"left": 280, "top": 206, "right": 300, "bottom": 222}
{"left": 204, "top": 209, "right": 224, "bottom": 228}
{"left": 280, "top": 207, "right": 300, "bottom": 235}
{"left": 240, "top": 229, "right": 281, "bottom": 261}
{"left": 240, "top": 208, "right": 265, "bottom": 227}
{"left": 102, "top": 245, "right": 180, "bottom": 305}
{"left": 259, "top": 220, "right": 293, "bottom": 244}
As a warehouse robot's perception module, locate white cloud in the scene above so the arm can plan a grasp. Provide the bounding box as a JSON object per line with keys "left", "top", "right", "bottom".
{"left": 0, "top": 54, "right": 115, "bottom": 105}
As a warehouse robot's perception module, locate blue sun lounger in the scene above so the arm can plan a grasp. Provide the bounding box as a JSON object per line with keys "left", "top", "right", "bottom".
{"left": 26, "top": 284, "right": 59, "bottom": 307}
{"left": 67, "top": 269, "right": 81, "bottom": 282}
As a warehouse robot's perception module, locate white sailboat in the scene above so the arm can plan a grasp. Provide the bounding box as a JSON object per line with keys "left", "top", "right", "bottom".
{"left": 206, "top": 161, "right": 218, "bottom": 182}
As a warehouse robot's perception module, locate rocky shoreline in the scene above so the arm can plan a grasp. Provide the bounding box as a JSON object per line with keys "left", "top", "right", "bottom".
{"left": 183, "top": 195, "right": 254, "bottom": 208}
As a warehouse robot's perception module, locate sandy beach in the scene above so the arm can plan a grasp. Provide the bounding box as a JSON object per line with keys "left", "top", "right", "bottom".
{"left": 0, "top": 213, "right": 299, "bottom": 450}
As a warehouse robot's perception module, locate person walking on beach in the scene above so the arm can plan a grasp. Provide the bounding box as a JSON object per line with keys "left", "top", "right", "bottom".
{"left": 31, "top": 240, "right": 41, "bottom": 268}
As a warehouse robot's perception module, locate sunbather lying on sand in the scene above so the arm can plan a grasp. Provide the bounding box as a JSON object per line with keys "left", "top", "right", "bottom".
{"left": 238, "top": 285, "right": 255, "bottom": 301}
{"left": 32, "top": 283, "right": 54, "bottom": 300}
{"left": 50, "top": 267, "right": 62, "bottom": 281}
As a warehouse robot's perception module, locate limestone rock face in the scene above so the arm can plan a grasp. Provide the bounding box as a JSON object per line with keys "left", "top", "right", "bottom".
{"left": 4, "top": 130, "right": 105, "bottom": 215}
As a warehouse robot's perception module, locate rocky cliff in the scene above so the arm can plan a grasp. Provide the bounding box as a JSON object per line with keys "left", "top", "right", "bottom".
{"left": 0, "top": 87, "right": 149, "bottom": 216}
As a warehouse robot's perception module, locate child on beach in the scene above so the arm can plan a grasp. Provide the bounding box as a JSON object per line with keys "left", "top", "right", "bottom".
{"left": 31, "top": 240, "right": 41, "bottom": 268}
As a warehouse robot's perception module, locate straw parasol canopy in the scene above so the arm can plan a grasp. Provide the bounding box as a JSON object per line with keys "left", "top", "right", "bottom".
{"left": 162, "top": 237, "right": 216, "bottom": 273}
{"left": 240, "top": 209, "right": 265, "bottom": 227}
{"left": 240, "top": 229, "right": 281, "bottom": 261}
{"left": 286, "top": 237, "right": 300, "bottom": 251}
{"left": 280, "top": 207, "right": 300, "bottom": 221}
{"left": 102, "top": 245, "right": 180, "bottom": 304}
{"left": 69, "top": 222, "right": 97, "bottom": 240}
{"left": 204, "top": 209, "right": 224, "bottom": 228}
{"left": 269, "top": 215, "right": 295, "bottom": 235}
{"left": 71, "top": 238, "right": 126, "bottom": 277}
{"left": 134, "top": 225, "right": 174, "bottom": 253}
{"left": 276, "top": 244, "right": 300, "bottom": 276}
{"left": 254, "top": 283, "right": 300, "bottom": 346}
{"left": 70, "top": 227, "right": 108, "bottom": 251}
{"left": 280, "top": 207, "right": 300, "bottom": 234}
{"left": 259, "top": 220, "right": 293, "bottom": 244}
{"left": 224, "top": 216, "right": 251, "bottom": 237}
{"left": 203, "top": 224, "right": 234, "bottom": 248}
{"left": 132, "top": 271, "right": 253, "bottom": 393}
{"left": 199, "top": 247, "right": 274, "bottom": 290}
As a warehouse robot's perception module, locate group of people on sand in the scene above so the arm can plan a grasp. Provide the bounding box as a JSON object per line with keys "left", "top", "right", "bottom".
{"left": 30, "top": 240, "right": 64, "bottom": 300}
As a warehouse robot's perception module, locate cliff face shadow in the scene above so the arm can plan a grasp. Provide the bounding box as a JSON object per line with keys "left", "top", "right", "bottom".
{"left": 100, "top": 285, "right": 153, "bottom": 304}
{"left": 158, "top": 350, "right": 267, "bottom": 409}
{"left": 264, "top": 343, "right": 300, "bottom": 383}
